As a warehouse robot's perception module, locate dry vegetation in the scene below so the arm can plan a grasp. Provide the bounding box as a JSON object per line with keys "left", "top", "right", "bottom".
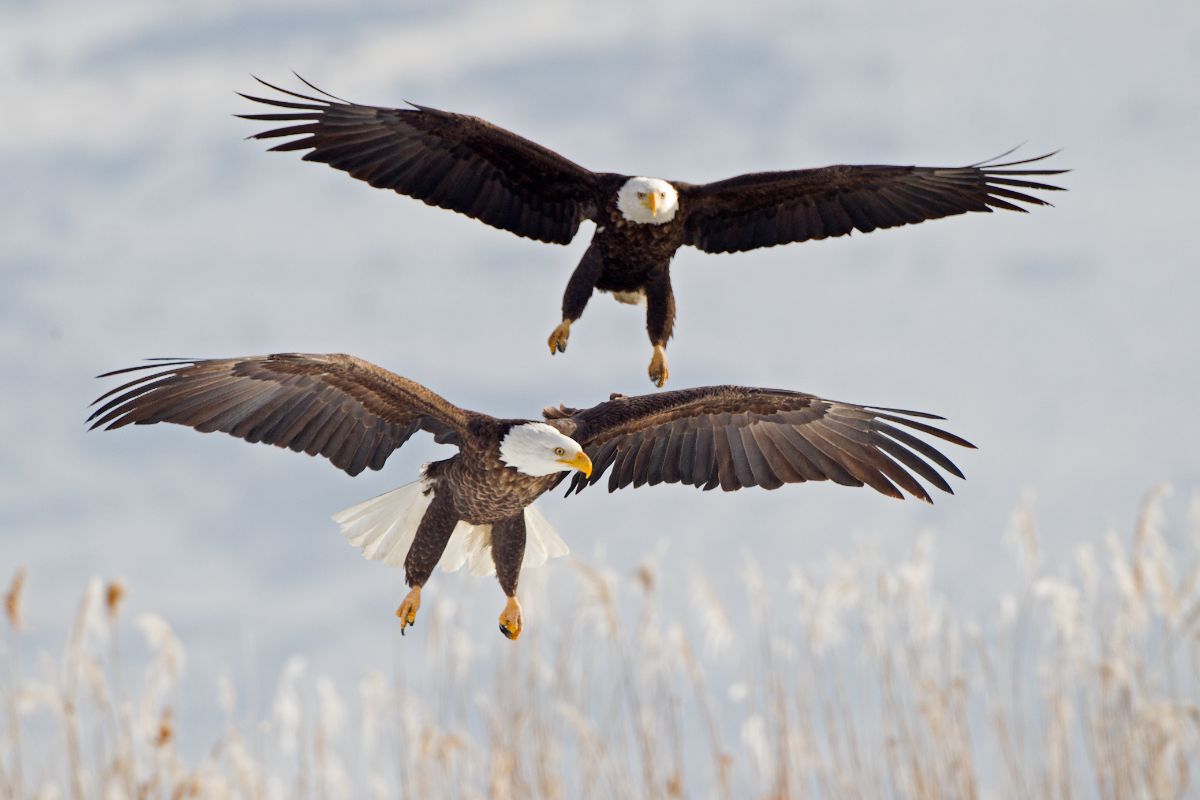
{"left": 3, "top": 486, "right": 1199, "bottom": 799}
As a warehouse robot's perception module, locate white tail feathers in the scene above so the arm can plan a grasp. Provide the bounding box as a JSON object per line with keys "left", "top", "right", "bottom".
{"left": 332, "top": 478, "right": 434, "bottom": 568}
{"left": 331, "top": 478, "right": 569, "bottom": 577}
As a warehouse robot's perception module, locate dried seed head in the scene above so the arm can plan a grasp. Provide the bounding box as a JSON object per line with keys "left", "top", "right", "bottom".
{"left": 5, "top": 568, "right": 25, "bottom": 631}
{"left": 154, "top": 707, "right": 174, "bottom": 748}
{"left": 634, "top": 564, "right": 655, "bottom": 594}
{"left": 105, "top": 580, "right": 126, "bottom": 620}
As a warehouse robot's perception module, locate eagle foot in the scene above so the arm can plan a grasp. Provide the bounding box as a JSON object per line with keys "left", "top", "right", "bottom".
{"left": 396, "top": 586, "right": 421, "bottom": 635}
{"left": 648, "top": 345, "right": 670, "bottom": 388}
{"left": 498, "top": 595, "right": 523, "bottom": 640}
{"left": 547, "top": 320, "right": 572, "bottom": 355}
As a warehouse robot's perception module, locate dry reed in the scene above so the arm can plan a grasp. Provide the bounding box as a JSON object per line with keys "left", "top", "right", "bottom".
{"left": 2, "top": 486, "right": 1197, "bottom": 799}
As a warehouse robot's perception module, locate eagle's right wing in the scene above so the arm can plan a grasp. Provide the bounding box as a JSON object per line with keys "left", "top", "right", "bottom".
{"left": 240, "top": 77, "right": 601, "bottom": 245}
{"left": 90, "top": 353, "right": 475, "bottom": 476}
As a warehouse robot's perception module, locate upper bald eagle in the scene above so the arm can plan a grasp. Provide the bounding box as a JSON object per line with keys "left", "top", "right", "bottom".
{"left": 91, "top": 353, "right": 973, "bottom": 639}
{"left": 239, "top": 77, "right": 1066, "bottom": 387}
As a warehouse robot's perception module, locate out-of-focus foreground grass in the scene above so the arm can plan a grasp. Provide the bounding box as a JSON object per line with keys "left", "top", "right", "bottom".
{"left": 3, "top": 486, "right": 1198, "bottom": 799}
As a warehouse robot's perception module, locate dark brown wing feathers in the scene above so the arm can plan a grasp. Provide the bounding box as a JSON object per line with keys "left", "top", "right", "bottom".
{"left": 238, "top": 76, "right": 600, "bottom": 244}
{"left": 679, "top": 151, "right": 1066, "bottom": 253}
{"left": 89, "top": 354, "right": 473, "bottom": 476}
{"left": 242, "top": 76, "right": 1061, "bottom": 254}
{"left": 552, "top": 386, "right": 973, "bottom": 502}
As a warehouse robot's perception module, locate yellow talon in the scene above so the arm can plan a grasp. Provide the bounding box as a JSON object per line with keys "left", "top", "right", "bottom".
{"left": 498, "top": 595, "right": 523, "bottom": 640}
{"left": 648, "top": 345, "right": 670, "bottom": 387}
{"left": 396, "top": 586, "right": 421, "bottom": 635}
{"left": 548, "top": 320, "right": 572, "bottom": 355}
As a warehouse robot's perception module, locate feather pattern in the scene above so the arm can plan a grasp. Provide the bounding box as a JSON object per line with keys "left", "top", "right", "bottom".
{"left": 238, "top": 78, "right": 1064, "bottom": 388}
{"left": 552, "top": 386, "right": 974, "bottom": 502}
{"left": 92, "top": 352, "right": 976, "bottom": 613}
{"left": 677, "top": 151, "right": 1066, "bottom": 253}
{"left": 87, "top": 354, "right": 473, "bottom": 476}
{"left": 334, "top": 478, "right": 567, "bottom": 575}
{"left": 238, "top": 76, "right": 601, "bottom": 244}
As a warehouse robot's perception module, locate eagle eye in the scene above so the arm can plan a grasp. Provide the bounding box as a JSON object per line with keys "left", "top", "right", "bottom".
{"left": 554, "top": 447, "right": 566, "bottom": 457}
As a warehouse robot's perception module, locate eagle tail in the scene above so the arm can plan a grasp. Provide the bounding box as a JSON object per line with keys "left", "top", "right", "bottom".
{"left": 332, "top": 478, "right": 568, "bottom": 577}
{"left": 332, "top": 477, "right": 435, "bottom": 568}
{"left": 440, "top": 505, "right": 569, "bottom": 577}
{"left": 523, "top": 504, "right": 571, "bottom": 567}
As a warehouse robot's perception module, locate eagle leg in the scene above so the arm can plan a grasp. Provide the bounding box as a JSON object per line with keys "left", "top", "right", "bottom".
{"left": 552, "top": 244, "right": 604, "bottom": 355}
{"left": 492, "top": 514, "right": 527, "bottom": 639}
{"left": 499, "top": 595, "right": 523, "bottom": 640}
{"left": 644, "top": 269, "right": 675, "bottom": 387}
{"left": 648, "top": 345, "right": 670, "bottom": 388}
{"left": 398, "top": 492, "right": 457, "bottom": 636}
{"left": 547, "top": 319, "right": 572, "bottom": 354}
{"left": 395, "top": 585, "right": 421, "bottom": 635}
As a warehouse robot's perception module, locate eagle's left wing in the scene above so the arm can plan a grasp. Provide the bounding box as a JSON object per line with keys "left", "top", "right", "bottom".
{"left": 677, "top": 152, "right": 1065, "bottom": 254}
{"left": 546, "top": 386, "right": 974, "bottom": 502}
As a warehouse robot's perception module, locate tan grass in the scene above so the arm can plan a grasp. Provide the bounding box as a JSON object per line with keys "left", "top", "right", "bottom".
{"left": 2, "top": 486, "right": 1198, "bottom": 799}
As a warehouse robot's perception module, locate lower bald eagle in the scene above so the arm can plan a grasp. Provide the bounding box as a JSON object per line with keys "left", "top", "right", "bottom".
{"left": 240, "top": 77, "right": 1066, "bottom": 387}
{"left": 90, "top": 353, "right": 973, "bottom": 638}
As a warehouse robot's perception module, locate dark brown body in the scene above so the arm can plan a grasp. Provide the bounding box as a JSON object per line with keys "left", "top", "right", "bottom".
{"left": 409, "top": 417, "right": 559, "bottom": 595}
{"left": 240, "top": 79, "right": 1065, "bottom": 385}
{"left": 91, "top": 353, "right": 975, "bottom": 637}
{"left": 562, "top": 174, "right": 686, "bottom": 349}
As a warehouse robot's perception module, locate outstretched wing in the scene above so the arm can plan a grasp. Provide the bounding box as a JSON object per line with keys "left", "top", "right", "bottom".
{"left": 547, "top": 386, "right": 974, "bottom": 502}
{"left": 89, "top": 353, "right": 476, "bottom": 477}
{"left": 239, "top": 76, "right": 601, "bottom": 244}
{"left": 678, "top": 151, "right": 1066, "bottom": 254}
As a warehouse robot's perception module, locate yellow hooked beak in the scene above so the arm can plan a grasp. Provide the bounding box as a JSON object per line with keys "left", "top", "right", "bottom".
{"left": 642, "top": 191, "right": 659, "bottom": 217}
{"left": 557, "top": 451, "right": 593, "bottom": 479}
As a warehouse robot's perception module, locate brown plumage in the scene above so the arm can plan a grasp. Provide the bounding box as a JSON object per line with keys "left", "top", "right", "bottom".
{"left": 239, "top": 76, "right": 1066, "bottom": 386}
{"left": 546, "top": 387, "right": 971, "bottom": 500}
{"left": 90, "top": 353, "right": 974, "bottom": 638}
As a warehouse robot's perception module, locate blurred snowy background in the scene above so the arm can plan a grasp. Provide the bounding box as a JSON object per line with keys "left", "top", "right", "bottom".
{"left": 3, "top": 0, "right": 1198, "bottom": 759}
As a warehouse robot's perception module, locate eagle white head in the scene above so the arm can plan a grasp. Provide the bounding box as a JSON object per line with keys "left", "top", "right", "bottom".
{"left": 499, "top": 422, "right": 592, "bottom": 478}
{"left": 617, "top": 177, "right": 679, "bottom": 225}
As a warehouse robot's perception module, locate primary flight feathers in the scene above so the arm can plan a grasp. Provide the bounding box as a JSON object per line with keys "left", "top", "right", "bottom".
{"left": 239, "top": 76, "right": 1066, "bottom": 386}
{"left": 90, "top": 353, "right": 974, "bottom": 637}
{"left": 89, "top": 353, "right": 971, "bottom": 498}
{"left": 239, "top": 76, "right": 1061, "bottom": 248}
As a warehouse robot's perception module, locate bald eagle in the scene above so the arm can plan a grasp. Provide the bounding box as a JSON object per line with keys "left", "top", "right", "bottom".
{"left": 239, "top": 77, "right": 1066, "bottom": 387}
{"left": 91, "top": 353, "right": 973, "bottom": 638}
